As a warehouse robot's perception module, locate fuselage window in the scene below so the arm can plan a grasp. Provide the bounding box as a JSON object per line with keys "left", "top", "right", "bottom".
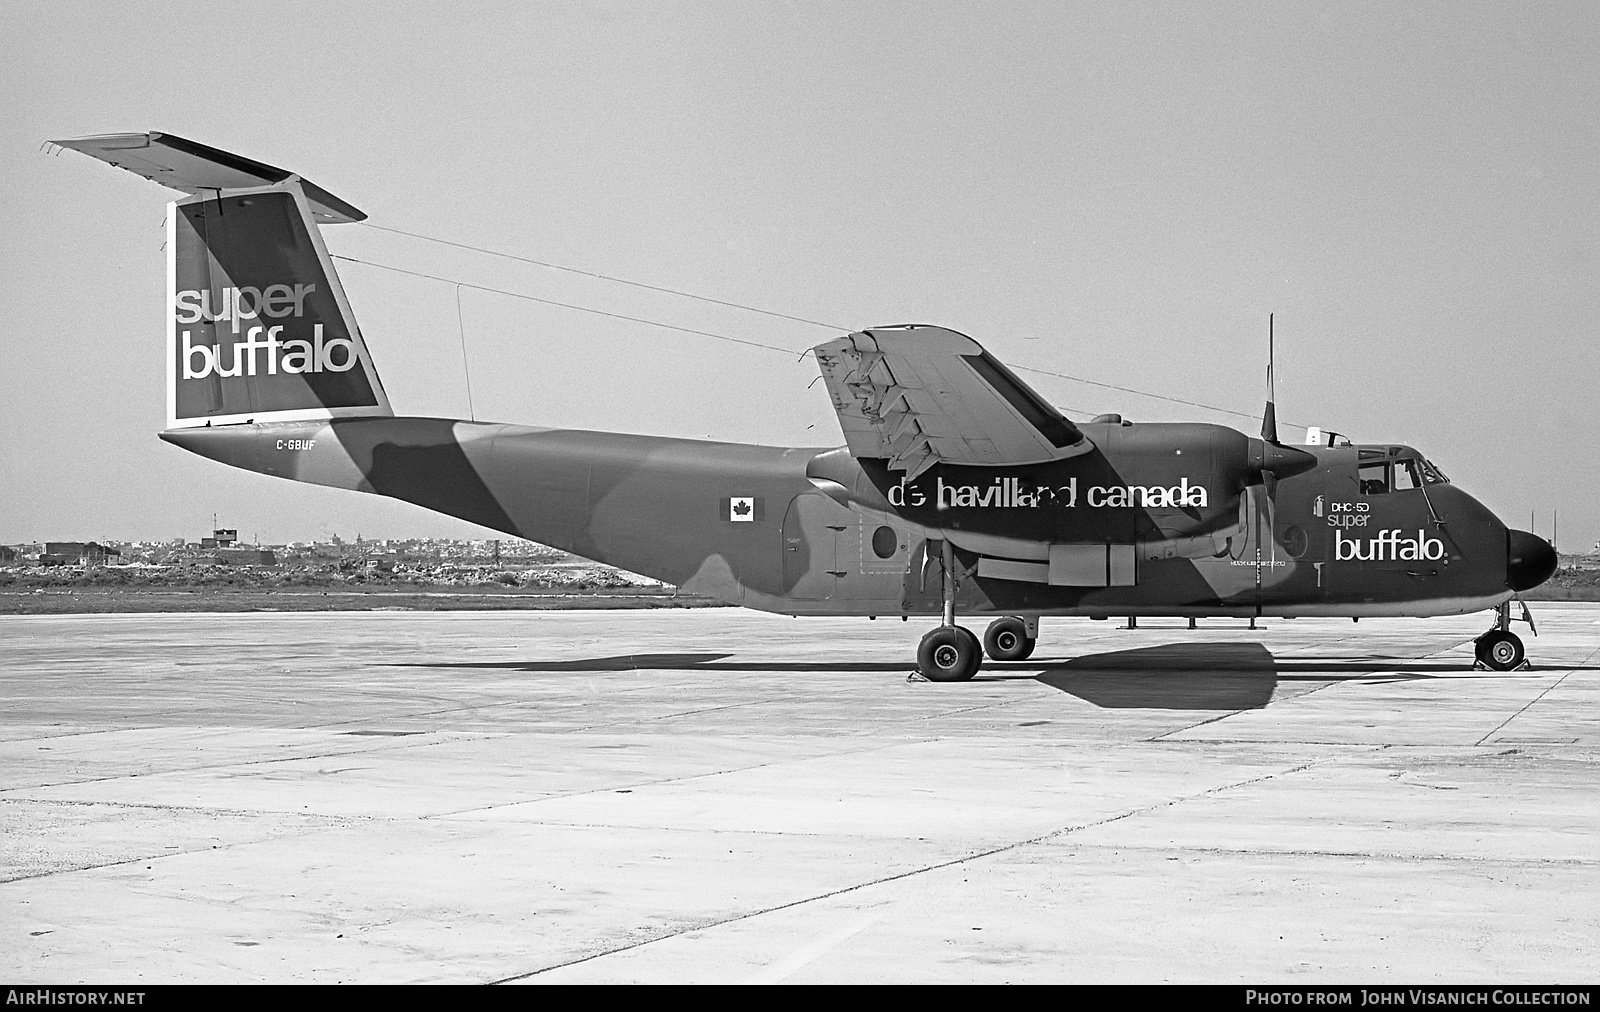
{"left": 1359, "top": 461, "right": 1390, "bottom": 495}
{"left": 871, "top": 525, "right": 898, "bottom": 559}
{"left": 1283, "top": 525, "right": 1309, "bottom": 559}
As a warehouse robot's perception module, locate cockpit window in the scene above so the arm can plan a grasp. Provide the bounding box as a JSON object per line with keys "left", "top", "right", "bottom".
{"left": 1394, "top": 459, "right": 1421, "bottom": 491}
{"left": 1359, "top": 461, "right": 1390, "bottom": 495}
{"left": 1358, "top": 447, "right": 1450, "bottom": 491}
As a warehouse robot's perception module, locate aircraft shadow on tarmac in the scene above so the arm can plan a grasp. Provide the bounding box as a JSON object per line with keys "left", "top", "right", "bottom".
{"left": 1001, "top": 642, "right": 1479, "bottom": 709}
{"left": 392, "top": 644, "right": 1483, "bottom": 711}
{"left": 393, "top": 652, "right": 912, "bottom": 673}
{"left": 1024, "top": 643, "right": 1292, "bottom": 710}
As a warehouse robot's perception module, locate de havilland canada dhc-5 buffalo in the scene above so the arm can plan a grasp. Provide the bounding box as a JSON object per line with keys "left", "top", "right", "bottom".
{"left": 56, "top": 132, "right": 1558, "bottom": 680}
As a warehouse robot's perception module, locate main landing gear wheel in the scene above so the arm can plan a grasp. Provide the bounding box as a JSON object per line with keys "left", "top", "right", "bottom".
{"left": 1476, "top": 630, "right": 1525, "bottom": 671}
{"left": 918, "top": 626, "right": 982, "bottom": 681}
{"left": 983, "top": 616, "right": 1036, "bottom": 661}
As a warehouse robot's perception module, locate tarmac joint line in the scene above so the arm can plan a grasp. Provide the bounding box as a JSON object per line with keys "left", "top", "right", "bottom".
{"left": 484, "top": 749, "right": 1358, "bottom": 983}
{"left": 1473, "top": 640, "right": 1598, "bottom": 746}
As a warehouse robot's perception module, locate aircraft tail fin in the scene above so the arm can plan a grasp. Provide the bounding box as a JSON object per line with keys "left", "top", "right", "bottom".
{"left": 54, "top": 132, "right": 392, "bottom": 429}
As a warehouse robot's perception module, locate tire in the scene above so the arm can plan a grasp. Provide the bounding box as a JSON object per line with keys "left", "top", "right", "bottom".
{"left": 983, "top": 617, "right": 1036, "bottom": 661}
{"left": 954, "top": 625, "right": 982, "bottom": 663}
{"left": 917, "top": 626, "right": 982, "bottom": 681}
{"left": 1477, "top": 630, "right": 1525, "bottom": 671}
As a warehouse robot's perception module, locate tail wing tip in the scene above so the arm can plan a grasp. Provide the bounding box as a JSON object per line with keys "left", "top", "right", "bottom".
{"left": 50, "top": 130, "right": 365, "bottom": 223}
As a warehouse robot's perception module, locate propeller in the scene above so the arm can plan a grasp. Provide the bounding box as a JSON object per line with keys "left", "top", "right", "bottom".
{"left": 1255, "top": 313, "right": 1315, "bottom": 494}
{"left": 1244, "top": 315, "right": 1317, "bottom": 585}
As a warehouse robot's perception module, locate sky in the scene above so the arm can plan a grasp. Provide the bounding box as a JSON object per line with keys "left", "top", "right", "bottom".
{"left": 3, "top": 1, "right": 1597, "bottom": 549}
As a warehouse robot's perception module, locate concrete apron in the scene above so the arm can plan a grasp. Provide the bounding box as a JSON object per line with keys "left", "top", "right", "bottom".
{"left": 1, "top": 607, "right": 1596, "bottom": 983}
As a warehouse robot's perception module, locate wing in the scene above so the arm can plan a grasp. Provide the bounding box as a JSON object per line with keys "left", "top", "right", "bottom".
{"left": 813, "top": 325, "right": 1091, "bottom": 478}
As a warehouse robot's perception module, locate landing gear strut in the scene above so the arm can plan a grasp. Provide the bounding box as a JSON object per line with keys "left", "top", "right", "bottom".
{"left": 1474, "top": 601, "right": 1534, "bottom": 671}
{"left": 983, "top": 615, "right": 1038, "bottom": 661}
{"left": 916, "top": 539, "right": 982, "bottom": 681}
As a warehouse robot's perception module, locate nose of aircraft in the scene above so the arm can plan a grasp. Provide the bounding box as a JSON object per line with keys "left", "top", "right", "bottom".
{"left": 1506, "top": 529, "right": 1558, "bottom": 591}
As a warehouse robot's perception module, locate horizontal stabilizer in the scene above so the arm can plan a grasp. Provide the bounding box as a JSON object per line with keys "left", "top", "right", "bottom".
{"left": 52, "top": 132, "right": 365, "bottom": 224}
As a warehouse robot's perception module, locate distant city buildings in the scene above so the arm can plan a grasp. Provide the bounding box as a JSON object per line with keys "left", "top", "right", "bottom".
{"left": 40, "top": 542, "right": 121, "bottom": 566}
{"left": 1, "top": 533, "right": 571, "bottom": 571}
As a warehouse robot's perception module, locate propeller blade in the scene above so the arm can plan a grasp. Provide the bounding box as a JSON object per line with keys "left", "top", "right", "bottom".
{"left": 1261, "top": 313, "right": 1279, "bottom": 444}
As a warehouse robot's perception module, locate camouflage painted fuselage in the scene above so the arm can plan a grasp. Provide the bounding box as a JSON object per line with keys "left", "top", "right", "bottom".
{"left": 50, "top": 131, "right": 1543, "bottom": 628}
{"left": 164, "top": 416, "right": 1517, "bottom": 619}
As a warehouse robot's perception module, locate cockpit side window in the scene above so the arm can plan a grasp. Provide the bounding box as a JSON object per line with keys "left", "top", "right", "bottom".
{"left": 1359, "top": 461, "right": 1390, "bottom": 495}
{"left": 1394, "top": 459, "right": 1422, "bottom": 491}
{"left": 1420, "top": 458, "right": 1449, "bottom": 484}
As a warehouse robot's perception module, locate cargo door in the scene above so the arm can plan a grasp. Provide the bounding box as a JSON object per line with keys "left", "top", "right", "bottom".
{"left": 781, "top": 493, "right": 853, "bottom": 600}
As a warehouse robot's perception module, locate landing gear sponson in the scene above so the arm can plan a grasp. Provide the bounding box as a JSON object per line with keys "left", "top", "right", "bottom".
{"left": 915, "top": 540, "right": 1041, "bottom": 680}
{"left": 1474, "top": 600, "right": 1535, "bottom": 671}
{"left": 983, "top": 615, "right": 1037, "bottom": 661}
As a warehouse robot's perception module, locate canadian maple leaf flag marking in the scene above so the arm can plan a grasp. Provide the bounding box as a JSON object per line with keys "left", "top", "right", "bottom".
{"left": 729, "top": 496, "right": 756, "bottom": 522}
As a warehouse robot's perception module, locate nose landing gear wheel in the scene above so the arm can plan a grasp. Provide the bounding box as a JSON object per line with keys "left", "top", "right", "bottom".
{"left": 983, "top": 616, "right": 1036, "bottom": 661}
{"left": 918, "top": 626, "right": 982, "bottom": 681}
{"left": 1475, "top": 630, "right": 1525, "bottom": 671}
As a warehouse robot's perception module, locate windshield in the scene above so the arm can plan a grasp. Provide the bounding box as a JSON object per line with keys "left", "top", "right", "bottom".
{"left": 1358, "top": 449, "right": 1451, "bottom": 494}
